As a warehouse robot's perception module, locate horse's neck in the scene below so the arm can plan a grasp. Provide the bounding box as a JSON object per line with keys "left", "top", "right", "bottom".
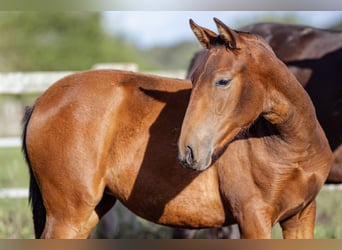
{"left": 262, "top": 66, "right": 321, "bottom": 153}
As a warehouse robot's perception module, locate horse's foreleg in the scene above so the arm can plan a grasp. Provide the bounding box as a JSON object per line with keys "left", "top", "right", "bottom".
{"left": 280, "top": 200, "right": 316, "bottom": 239}
{"left": 237, "top": 204, "right": 272, "bottom": 239}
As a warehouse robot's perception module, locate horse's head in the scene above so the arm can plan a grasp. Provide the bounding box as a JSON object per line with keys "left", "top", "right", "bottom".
{"left": 178, "top": 18, "right": 280, "bottom": 171}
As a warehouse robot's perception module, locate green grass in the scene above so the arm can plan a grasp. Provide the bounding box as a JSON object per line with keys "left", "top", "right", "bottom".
{"left": 315, "top": 188, "right": 342, "bottom": 238}
{"left": 0, "top": 198, "right": 33, "bottom": 239}
{"left": 1, "top": 147, "right": 342, "bottom": 239}
{"left": 0, "top": 147, "right": 29, "bottom": 188}
{"left": 0, "top": 147, "right": 33, "bottom": 238}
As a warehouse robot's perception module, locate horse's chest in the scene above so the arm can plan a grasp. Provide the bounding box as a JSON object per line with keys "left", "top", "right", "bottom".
{"left": 216, "top": 140, "right": 321, "bottom": 219}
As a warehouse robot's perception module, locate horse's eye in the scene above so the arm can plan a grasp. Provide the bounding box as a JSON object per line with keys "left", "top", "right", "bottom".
{"left": 215, "top": 79, "right": 231, "bottom": 88}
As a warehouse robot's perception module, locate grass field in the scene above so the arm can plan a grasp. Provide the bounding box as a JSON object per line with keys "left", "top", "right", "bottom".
{"left": 1, "top": 147, "right": 342, "bottom": 239}
{"left": 0, "top": 148, "right": 29, "bottom": 188}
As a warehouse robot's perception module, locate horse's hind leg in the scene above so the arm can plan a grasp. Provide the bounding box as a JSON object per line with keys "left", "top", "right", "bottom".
{"left": 280, "top": 200, "right": 316, "bottom": 239}
{"left": 42, "top": 209, "right": 99, "bottom": 238}
{"left": 41, "top": 191, "right": 116, "bottom": 239}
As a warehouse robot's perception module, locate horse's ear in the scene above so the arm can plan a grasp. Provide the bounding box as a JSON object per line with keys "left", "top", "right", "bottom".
{"left": 190, "top": 19, "right": 217, "bottom": 49}
{"left": 213, "top": 17, "right": 241, "bottom": 50}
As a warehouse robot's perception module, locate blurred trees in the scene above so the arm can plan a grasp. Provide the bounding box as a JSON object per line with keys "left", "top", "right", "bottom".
{"left": 0, "top": 12, "right": 340, "bottom": 72}
{"left": 0, "top": 12, "right": 144, "bottom": 71}
{"left": 0, "top": 12, "right": 198, "bottom": 72}
{"left": 141, "top": 41, "right": 198, "bottom": 71}
{"left": 330, "top": 20, "right": 342, "bottom": 30}
{"left": 235, "top": 12, "right": 301, "bottom": 28}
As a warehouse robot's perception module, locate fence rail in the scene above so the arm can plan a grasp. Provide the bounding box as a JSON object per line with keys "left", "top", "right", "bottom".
{"left": 0, "top": 137, "right": 21, "bottom": 148}
{"left": 0, "top": 71, "right": 74, "bottom": 94}
{"left": 0, "top": 188, "right": 28, "bottom": 199}
{"left": 0, "top": 64, "right": 186, "bottom": 94}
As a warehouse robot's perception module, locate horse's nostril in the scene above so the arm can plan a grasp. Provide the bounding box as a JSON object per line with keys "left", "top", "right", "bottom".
{"left": 186, "top": 145, "right": 195, "bottom": 165}
{"left": 178, "top": 145, "right": 196, "bottom": 168}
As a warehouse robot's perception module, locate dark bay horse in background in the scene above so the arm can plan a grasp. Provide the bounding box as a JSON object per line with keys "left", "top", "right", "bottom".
{"left": 22, "top": 18, "right": 332, "bottom": 239}
{"left": 241, "top": 22, "right": 342, "bottom": 183}
{"left": 188, "top": 22, "right": 342, "bottom": 184}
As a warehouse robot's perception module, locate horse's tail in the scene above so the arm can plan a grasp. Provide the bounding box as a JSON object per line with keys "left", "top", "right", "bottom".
{"left": 22, "top": 105, "right": 46, "bottom": 238}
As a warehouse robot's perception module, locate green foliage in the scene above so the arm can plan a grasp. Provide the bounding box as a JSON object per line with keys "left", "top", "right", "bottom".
{"left": 329, "top": 20, "right": 342, "bottom": 30}
{"left": 141, "top": 41, "right": 199, "bottom": 71}
{"left": 0, "top": 12, "right": 143, "bottom": 71}
{"left": 235, "top": 12, "right": 301, "bottom": 28}
{"left": 0, "top": 12, "right": 341, "bottom": 73}
{"left": 0, "top": 12, "right": 198, "bottom": 72}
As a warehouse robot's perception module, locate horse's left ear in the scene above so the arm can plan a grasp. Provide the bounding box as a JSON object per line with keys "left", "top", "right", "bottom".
{"left": 190, "top": 19, "right": 218, "bottom": 49}
{"left": 213, "top": 17, "right": 241, "bottom": 50}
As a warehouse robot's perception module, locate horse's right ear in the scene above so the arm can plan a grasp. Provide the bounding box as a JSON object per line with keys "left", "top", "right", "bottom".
{"left": 189, "top": 19, "right": 217, "bottom": 49}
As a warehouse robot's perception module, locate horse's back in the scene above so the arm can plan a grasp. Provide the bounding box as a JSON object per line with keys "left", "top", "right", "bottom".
{"left": 241, "top": 22, "right": 342, "bottom": 60}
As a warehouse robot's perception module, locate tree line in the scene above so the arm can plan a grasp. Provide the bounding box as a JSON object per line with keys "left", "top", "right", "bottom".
{"left": 0, "top": 12, "right": 341, "bottom": 72}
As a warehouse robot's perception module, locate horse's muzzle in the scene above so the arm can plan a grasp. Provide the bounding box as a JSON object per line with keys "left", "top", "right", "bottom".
{"left": 178, "top": 145, "right": 212, "bottom": 171}
{"left": 179, "top": 145, "right": 195, "bottom": 168}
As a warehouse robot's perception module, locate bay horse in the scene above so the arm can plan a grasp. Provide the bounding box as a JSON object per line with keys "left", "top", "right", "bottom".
{"left": 187, "top": 22, "right": 342, "bottom": 184}
{"left": 183, "top": 22, "right": 342, "bottom": 238}
{"left": 177, "top": 18, "right": 332, "bottom": 238}
{"left": 22, "top": 18, "right": 332, "bottom": 239}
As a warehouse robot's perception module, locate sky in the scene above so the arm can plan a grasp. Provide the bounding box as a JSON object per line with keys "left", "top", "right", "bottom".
{"left": 102, "top": 11, "right": 342, "bottom": 48}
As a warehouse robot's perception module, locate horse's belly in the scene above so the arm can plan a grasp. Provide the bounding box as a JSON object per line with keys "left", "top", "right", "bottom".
{"left": 156, "top": 194, "right": 228, "bottom": 228}
{"left": 108, "top": 158, "right": 228, "bottom": 228}
{"left": 121, "top": 188, "right": 227, "bottom": 229}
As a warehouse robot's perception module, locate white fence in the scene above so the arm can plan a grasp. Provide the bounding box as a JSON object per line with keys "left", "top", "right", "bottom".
{"left": 0, "top": 137, "right": 21, "bottom": 148}
{"left": 0, "top": 63, "right": 186, "bottom": 94}
{"left": 0, "top": 71, "right": 74, "bottom": 94}
{"left": 0, "top": 188, "right": 28, "bottom": 199}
